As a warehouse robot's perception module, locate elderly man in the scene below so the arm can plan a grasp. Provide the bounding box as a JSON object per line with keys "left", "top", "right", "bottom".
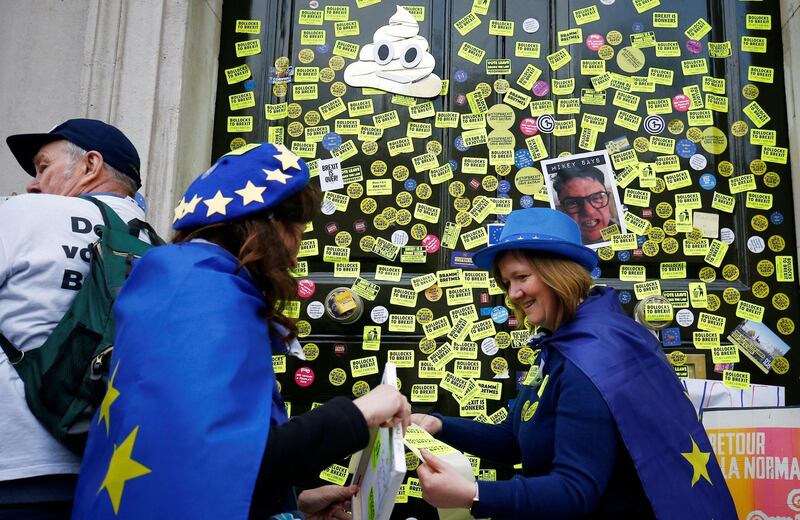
{"left": 0, "top": 119, "right": 151, "bottom": 518}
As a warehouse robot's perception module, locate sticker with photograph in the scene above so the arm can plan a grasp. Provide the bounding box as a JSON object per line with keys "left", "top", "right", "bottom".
{"left": 541, "top": 150, "right": 626, "bottom": 249}
{"left": 728, "top": 319, "right": 792, "bottom": 374}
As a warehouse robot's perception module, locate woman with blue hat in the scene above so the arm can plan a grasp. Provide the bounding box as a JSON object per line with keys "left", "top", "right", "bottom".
{"left": 412, "top": 208, "right": 736, "bottom": 519}
{"left": 72, "top": 143, "right": 411, "bottom": 519}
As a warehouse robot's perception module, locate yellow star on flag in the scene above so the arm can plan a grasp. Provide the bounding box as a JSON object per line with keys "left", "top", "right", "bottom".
{"left": 172, "top": 199, "right": 187, "bottom": 223}
{"left": 681, "top": 435, "right": 712, "bottom": 486}
{"left": 235, "top": 180, "right": 267, "bottom": 206}
{"left": 184, "top": 194, "right": 203, "bottom": 215}
{"left": 203, "top": 190, "right": 233, "bottom": 217}
{"left": 263, "top": 168, "right": 292, "bottom": 185}
{"left": 273, "top": 144, "right": 302, "bottom": 170}
{"left": 97, "top": 362, "right": 121, "bottom": 435}
{"left": 99, "top": 426, "right": 152, "bottom": 514}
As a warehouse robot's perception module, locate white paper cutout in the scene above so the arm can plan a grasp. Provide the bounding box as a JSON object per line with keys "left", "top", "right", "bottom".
{"left": 344, "top": 6, "right": 443, "bottom": 98}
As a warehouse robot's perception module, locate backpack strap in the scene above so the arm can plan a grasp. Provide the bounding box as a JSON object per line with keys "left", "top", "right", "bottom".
{"left": 127, "top": 218, "right": 167, "bottom": 246}
{"left": 0, "top": 332, "right": 23, "bottom": 365}
{"left": 80, "top": 196, "right": 155, "bottom": 257}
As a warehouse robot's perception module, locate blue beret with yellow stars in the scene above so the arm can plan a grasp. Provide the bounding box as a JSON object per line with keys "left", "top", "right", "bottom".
{"left": 172, "top": 143, "right": 310, "bottom": 230}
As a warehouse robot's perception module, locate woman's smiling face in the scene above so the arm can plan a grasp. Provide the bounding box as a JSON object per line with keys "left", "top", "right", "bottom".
{"left": 497, "top": 251, "right": 560, "bottom": 331}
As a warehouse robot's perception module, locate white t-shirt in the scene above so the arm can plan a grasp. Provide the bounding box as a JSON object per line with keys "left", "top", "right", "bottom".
{"left": 0, "top": 193, "right": 148, "bottom": 481}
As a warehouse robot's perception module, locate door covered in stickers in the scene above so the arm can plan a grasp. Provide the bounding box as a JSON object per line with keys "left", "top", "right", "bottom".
{"left": 211, "top": 0, "right": 799, "bottom": 511}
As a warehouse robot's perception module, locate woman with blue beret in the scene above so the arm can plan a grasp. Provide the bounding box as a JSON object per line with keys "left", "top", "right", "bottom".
{"left": 72, "top": 144, "right": 410, "bottom": 519}
{"left": 412, "top": 208, "right": 737, "bottom": 519}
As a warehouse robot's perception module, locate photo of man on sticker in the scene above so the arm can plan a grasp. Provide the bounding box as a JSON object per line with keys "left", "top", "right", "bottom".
{"left": 542, "top": 150, "right": 625, "bottom": 249}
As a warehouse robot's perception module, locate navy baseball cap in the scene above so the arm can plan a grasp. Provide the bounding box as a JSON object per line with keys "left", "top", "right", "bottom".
{"left": 6, "top": 118, "right": 141, "bottom": 189}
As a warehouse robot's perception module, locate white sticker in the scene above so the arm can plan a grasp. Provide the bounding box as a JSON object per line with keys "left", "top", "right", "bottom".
{"left": 689, "top": 154, "right": 707, "bottom": 171}
{"left": 319, "top": 158, "right": 344, "bottom": 192}
{"left": 522, "top": 18, "right": 540, "bottom": 33}
{"left": 320, "top": 199, "right": 336, "bottom": 215}
{"left": 720, "top": 227, "right": 735, "bottom": 245}
{"left": 370, "top": 305, "right": 389, "bottom": 324}
{"left": 391, "top": 230, "right": 409, "bottom": 247}
{"left": 747, "top": 236, "right": 765, "bottom": 253}
{"left": 481, "top": 337, "right": 498, "bottom": 355}
{"left": 600, "top": 0, "right": 615, "bottom": 5}
{"left": 307, "top": 301, "right": 325, "bottom": 319}
{"left": 675, "top": 309, "right": 695, "bottom": 327}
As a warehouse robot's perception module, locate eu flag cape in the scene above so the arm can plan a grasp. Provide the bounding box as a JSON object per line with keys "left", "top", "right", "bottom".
{"left": 72, "top": 242, "right": 288, "bottom": 519}
{"left": 542, "top": 287, "right": 737, "bottom": 519}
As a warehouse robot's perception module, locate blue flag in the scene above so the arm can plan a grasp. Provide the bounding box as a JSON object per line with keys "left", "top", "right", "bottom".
{"left": 73, "top": 242, "right": 288, "bottom": 519}
{"left": 545, "top": 287, "right": 737, "bottom": 519}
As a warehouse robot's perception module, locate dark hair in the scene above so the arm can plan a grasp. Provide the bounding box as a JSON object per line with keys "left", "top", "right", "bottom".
{"left": 172, "top": 183, "right": 321, "bottom": 338}
{"left": 552, "top": 165, "right": 605, "bottom": 196}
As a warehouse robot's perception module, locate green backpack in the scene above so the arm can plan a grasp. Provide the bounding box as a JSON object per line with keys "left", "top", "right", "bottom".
{"left": 0, "top": 197, "right": 164, "bottom": 453}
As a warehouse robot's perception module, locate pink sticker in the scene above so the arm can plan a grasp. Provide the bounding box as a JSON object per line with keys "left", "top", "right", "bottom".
{"left": 519, "top": 117, "right": 538, "bottom": 136}
{"left": 296, "top": 279, "right": 316, "bottom": 298}
{"left": 295, "top": 367, "right": 315, "bottom": 387}
{"left": 422, "top": 234, "right": 441, "bottom": 253}
{"left": 672, "top": 94, "right": 692, "bottom": 112}
{"left": 586, "top": 33, "right": 605, "bottom": 51}
{"left": 532, "top": 80, "right": 550, "bottom": 97}
{"left": 334, "top": 343, "right": 347, "bottom": 356}
{"left": 686, "top": 39, "right": 703, "bottom": 54}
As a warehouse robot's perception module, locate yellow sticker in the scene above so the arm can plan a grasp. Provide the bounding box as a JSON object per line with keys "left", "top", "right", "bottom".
{"left": 723, "top": 370, "right": 751, "bottom": 390}
{"left": 458, "top": 42, "right": 486, "bottom": 64}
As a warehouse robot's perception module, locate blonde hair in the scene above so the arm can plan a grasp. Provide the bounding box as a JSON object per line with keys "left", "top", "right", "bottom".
{"left": 493, "top": 250, "right": 593, "bottom": 331}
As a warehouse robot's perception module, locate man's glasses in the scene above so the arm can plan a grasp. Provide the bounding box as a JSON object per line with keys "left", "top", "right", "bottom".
{"left": 560, "top": 191, "right": 610, "bottom": 214}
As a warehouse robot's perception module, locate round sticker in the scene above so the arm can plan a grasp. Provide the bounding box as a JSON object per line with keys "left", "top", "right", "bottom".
{"left": 304, "top": 110, "right": 321, "bottom": 126}
{"left": 490, "top": 356, "right": 508, "bottom": 375}
{"left": 720, "top": 228, "right": 735, "bottom": 244}
{"left": 618, "top": 291, "right": 632, "bottom": 304}
{"left": 329, "top": 55, "right": 345, "bottom": 70}
{"left": 319, "top": 67, "right": 335, "bottom": 83}
{"left": 352, "top": 380, "right": 370, "bottom": 397}
{"left": 672, "top": 94, "right": 692, "bottom": 112}
{"left": 668, "top": 351, "right": 687, "bottom": 366}
{"left": 747, "top": 236, "right": 766, "bottom": 253}
{"left": 648, "top": 227, "right": 665, "bottom": 243}
{"left": 424, "top": 285, "right": 443, "bottom": 302}
{"left": 295, "top": 367, "right": 315, "bottom": 387}
{"left": 763, "top": 172, "right": 780, "bottom": 188}
{"left": 701, "top": 127, "right": 728, "bottom": 155}
{"left": 419, "top": 338, "right": 437, "bottom": 354}
{"left": 275, "top": 56, "right": 291, "bottom": 70}
{"left": 768, "top": 235, "right": 785, "bottom": 253}
{"left": 699, "top": 173, "right": 717, "bottom": 190}
{"left": 686, "top": 127, "right": 704, "bottom": 143}
{"left": 369, "top": 305, "right": 389, "bottom": 325}
{"left": 777, "top": 318, "right": 795, "bottom": 336}
{"left": 752, "top": 281, "right": 770, "bottom": 299}
{"left": 416, "top": 183, "right": 432, "bottom": 200}
{"left": 536, "top": 114, "right": 555, "bottom": 133}
{"left": 330, "top": 81, "right": 347, "bottom": 97}
{"left": 302, "top": 343, "right": 319, "bottom": 361}
{"left": 722, "top": 287, "right": 740, "bottom": 305}
{"left": 297, "top": 279, "right": 316, "bottom": 298}
{"left": 770, "top": 211, "right": 784, "bottom": 225}
{"left": 598, "top": 45, "right": 615, "bottom": 60}
{"left": 663, "top": 220, "right": 677, "bottom": 236}
{"left": 706, "top": 294, "right": 721, "bottom": 312}
{"left": 454, "top": 69, "right": 469, "bottom": 83}
{"left": 773, "top": 293, "right": 791, "bottom": 311}
{"left": 655, "top": 202, "right": 673, "bottom": 219}
{"left": 686, "top": 39, "right": 703, "bottom": 54}
{"left": 699, "top": 267, "right": 717, "bottom": 283}
{"left": 373, "top": 214, "right": 389, "bottom": 231}
{"left": 757, "top": 259, "right": 775, "bottom": 278}
{"left": 668, "top": 119, "right": 685, "bottom": 135}
{"left": 742, "top": 84, "right": 760, "bottom": 100}
{"left": 532, "top": 80, "right": 550, "bottom": 97}
{"left": 515, "top": 167, "right": 544, "bottom": 195}
{"left": 320, "top": 199, "right": 336, "bottom": 215}
{"left": 495, "top": 332, "right": 512, "bottom": 349}
{"left": 751, "top": 215, "right": 769, "bottom": 232}
{"left": 662, "top": 237, "right": 679, "bottom": 254}
{"left": 676, "top": 139, "right": 697, "bottom": 158}
{"left": 359, "top": 235, "right": 375, "bottom": 253}
{"left": 518, "top": 347, "right": 535, "bottom": 365}
{"left": 494, "top": 79, "right": 509, "bottom": 93}
{"left": 772, "top": 356, "right": 790, "bottom": 375}
{"left": 391, "top": 230, "right": 409, "bottom": 247}
{"left": 496, "top": 164, "right": 511, "bottom": 176}
{"left": 335, "top": 231, "right": 352, "bottom": 247}
{"left": 229, "top": 138, "right": 247, "bottom": 151}
{"left": 586, "top": 33, "right": 605, "bottom": 51}
{"left": 415, "top": 308, "right": 434, "bottom": 325}
{"left": 329, "top": 368, "right": 347, "bottom": 386}
{"left": 361, "top": 141, "right": 378, "bottom": 155}
{"left": 519, "top": 118, "right": 538, "bottom": 136}
{"left": 396, "top": 209, "right": 411, "bottom": 226}
{"left": 597, "top": 246, "right": 614, "bottom": 261}
{"left": 487, "top": 103, "right": 516, "bottom": 130}
{"left": 476, "top": 82, "right": 492, "bottom": 98}
{"left": 454, "top": 197, "right": 471, "bottom": 212}
{"left": 674, "top": 309, "right": 693, "bottom": 327}
{"left": 689, "top": 154, "right": 708, "bottom": 171}
{"left": 731, "top": 121, "right": 748, "bottom": 137}
{"left": 272, "top": 83, "right": 288, "bottom": 98}
{"left": 722, "top": 264, "right": 740, "bottom": 281}
{"left": 481, "top": 337, "right": 499, "bottom": 356}
{"left": 410, "top": 223, "right": 428, "bottom": 241}
{"left": 606, "top": 30, "right": 623, "bottom": 45}
{"left": 422, "top": 234, "right": 441, "bottom": 253}
{"left": 307, "top": 301, "right": 325, "bottom": 319}
{"left": 287, "top": 121, "right": 304, "bottom": 138}
{"left": 644, "top": 115, "right": 665, "bottom": 135}
{"left": 482, "top": 176, "right": 499, "bottom": 191}
{"left": 491, "top": 306, "right": 510, "bottom": 324}
{"left": 616, "top": 46, "right": 646, "bottom": 73}
{"left": 523, "top": 17, "right": 540, "bottom": 33}
{"left": 633, "top": 137, "right": 650, "bottom": 153}
{"left": 296, "top": 320, "right": 311, "bottom": 337}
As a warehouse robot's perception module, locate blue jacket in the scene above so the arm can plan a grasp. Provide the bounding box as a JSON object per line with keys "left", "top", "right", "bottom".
{"left": 438, "top": 287, "right": 737, "bottom": 519}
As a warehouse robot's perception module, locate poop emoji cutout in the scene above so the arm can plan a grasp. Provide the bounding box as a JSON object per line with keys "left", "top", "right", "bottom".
{"left": 344, "top": 6, "right": 443, "bottom": 98}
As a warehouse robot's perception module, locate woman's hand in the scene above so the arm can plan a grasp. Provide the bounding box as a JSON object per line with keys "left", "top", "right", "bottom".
{"left": 353, "top": 384, "right": 411, "bottom": 430}
{"left": 416, "top": 449, "right": 476, "bottom": 509}
{"left": 298, "top": 484, "right": 358, "bottom": 520}
{"left": 410, "top": 413, "right": 443, "bottom": 435}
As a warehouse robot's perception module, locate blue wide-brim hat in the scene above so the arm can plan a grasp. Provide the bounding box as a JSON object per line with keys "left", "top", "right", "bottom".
{"left": 472, "top": 208, "right": 599, "bottom": 271}
{"left": 173, "top": 143, "right": 310, "bottom": 230}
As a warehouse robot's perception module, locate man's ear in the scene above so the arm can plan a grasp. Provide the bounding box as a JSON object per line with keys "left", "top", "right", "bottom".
{"left": 83, "top": 150, "right": 105, "bottom": 179}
